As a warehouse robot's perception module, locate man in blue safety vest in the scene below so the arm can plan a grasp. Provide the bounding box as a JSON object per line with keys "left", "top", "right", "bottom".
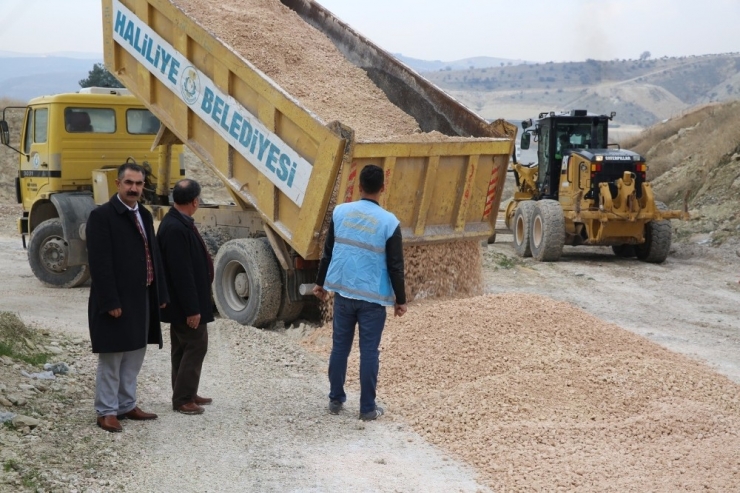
{"left": 313, "top": 164, "right": 408, "bottom": 421}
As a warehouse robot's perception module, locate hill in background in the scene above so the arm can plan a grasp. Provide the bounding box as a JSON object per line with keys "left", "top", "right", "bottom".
{"left": 395, "top": 54, "right": 527, "bottom": 73}
{"left": 423, "top": 53, "right": 740, "bottom": 128}
{"left": 0, "top": 57, "right": 102, "bottom": 102}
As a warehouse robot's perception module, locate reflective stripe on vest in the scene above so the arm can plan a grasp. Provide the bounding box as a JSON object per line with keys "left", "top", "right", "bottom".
{"left": 324, "top": 200, "right": 400, "bottom": 306}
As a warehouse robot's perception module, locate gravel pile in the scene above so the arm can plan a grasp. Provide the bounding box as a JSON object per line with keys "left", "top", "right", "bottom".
{"left": 303, "top": 293, "right": 740, "bottom": 491}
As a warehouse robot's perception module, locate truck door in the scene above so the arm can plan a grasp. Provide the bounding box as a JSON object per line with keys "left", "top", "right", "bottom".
{"left": 537, "top": 125, "right": 551, "bottom": 196}
{"left": 19, "top": 106, "right": 50, "bottom": 209}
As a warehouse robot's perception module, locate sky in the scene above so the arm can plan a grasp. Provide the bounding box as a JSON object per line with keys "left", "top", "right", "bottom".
{"left": 2, "top": 0, "right": 739, "bottom": 63}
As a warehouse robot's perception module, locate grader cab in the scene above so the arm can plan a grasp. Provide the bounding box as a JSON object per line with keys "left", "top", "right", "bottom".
{"left": 505, "top": 110, "right": 687, "bottom": 263}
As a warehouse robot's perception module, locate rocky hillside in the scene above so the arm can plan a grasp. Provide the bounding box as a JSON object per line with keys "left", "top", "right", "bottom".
{"left": 621, "top": 101, "right": 740, "bottom": 245}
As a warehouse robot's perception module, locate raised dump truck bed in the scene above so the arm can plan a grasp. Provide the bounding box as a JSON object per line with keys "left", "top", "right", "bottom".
{"left": 101, "top": 0, "right": 515, "bottom": 325}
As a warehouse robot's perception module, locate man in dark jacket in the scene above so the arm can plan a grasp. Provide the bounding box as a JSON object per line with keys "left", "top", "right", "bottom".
{"left": 157, "top": 179, "right": 215, "bottom": 415}
{"left": 86, "top": 162, "right": 169, "bottom": 433}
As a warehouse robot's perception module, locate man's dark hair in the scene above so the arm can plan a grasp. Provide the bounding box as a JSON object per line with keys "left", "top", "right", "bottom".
{"left": 117, "top": 162, "right": 146, "bottom": 180}
{"left": 360, "top": 164, "right": 384, "bottom": 194}
{"left": 173, "top": 179, "right": 202, "bottom": 205}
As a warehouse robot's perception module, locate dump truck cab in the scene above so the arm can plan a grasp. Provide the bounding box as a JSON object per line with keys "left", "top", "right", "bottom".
{"left": 506, "top": 109, "right": 686, "bottom": 263}
{"left": 0, "top": 87, "right": 183, "bottom": 287}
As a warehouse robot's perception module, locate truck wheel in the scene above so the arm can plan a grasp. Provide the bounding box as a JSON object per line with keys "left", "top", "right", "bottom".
{"left": 612, "top": 245, "right": 636, "bottom": 258}
{"left": 276, "top": 271, "right": 305, "bottom": 323}
{"left": 530, "top": 200, "right": 565, "bottom": 262}
{"left": 512, "top": 201, "right": 536, "bottom": 257}
{"left": 213, "top": 238, "right": 281, "bottom": 327}
{"left": 27, "top": 219, "right": 90, "bottom": 288}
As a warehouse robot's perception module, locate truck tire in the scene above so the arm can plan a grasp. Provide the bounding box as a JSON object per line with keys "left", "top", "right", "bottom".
{"left": 513, "top": 201, "right": 536, "bottom": 257}
{"left": 276, "top": 271, "right": 305, "bottom": 323}
{"left": 636, "top": 202, "right": 672, "bottom": 263}
{"left": 530, "top": 200, "right": 565, "bottom": 262}
{"left": 27, "top": 219, "right": 90, "bottom": 288}
{"left": 213, "top": 238, "right": 281, "bottom": 327}
{"left": 612, "top": 244, "right": 636, "bottom": 258}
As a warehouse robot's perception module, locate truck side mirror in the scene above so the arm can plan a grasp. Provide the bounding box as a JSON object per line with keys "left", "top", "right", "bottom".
{"left": 520, "top": 132, "right": 531, "bottom": 150}
{"left": 0, "top": 120, "right": 9, "bottom": 146}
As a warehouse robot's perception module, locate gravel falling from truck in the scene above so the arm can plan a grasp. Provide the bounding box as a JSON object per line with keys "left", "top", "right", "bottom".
{"left": 319, "top": 240, "right": 483, "bottom": 321}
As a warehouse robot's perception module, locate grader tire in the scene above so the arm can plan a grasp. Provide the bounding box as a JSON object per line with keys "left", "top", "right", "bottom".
{"left": 636, "top": 201, "right": 672, "bottom": 264}
{"left": 513, "top": 201, "right": 536, "bottom": 258}
{"left": 213, "top": 238, "right": 281, "bottom": 327}
{"left": 28, "top": 219, "right": 90, "bottom": 288}
{"left": 612, "top": 244, "right": 636, "bottom": 258}
{"left": 530, "top": 200, "right": 565, "bottom": 262}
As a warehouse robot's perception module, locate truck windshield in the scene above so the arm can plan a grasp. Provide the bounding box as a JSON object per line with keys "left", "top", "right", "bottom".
{"left": 127, "top": 109, "right": 160, "bottom": 135}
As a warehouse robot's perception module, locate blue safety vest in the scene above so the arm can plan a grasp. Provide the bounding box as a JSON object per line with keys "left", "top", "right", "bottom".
{"left": 324, "top": 200, "right": 400, "bottom": 306}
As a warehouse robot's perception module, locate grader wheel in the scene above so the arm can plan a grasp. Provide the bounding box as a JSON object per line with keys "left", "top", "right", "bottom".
{"left": 636, "top": 202, "right": 672, "bottom": 264}
{"left": 530, "top": 200, "right": 565, "bottom": 262}
{"left": 512, "top": 201, "right": 536, "bottom": 258}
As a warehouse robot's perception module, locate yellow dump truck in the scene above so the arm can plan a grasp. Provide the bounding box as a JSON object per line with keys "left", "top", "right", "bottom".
{"left": 0, "top": 88, "right": 182, "bottom": 288}
{"left": 94, "top": 0, "right": 515, "bottom": 326}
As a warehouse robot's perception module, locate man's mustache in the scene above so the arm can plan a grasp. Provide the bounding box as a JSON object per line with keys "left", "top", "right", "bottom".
{"left": 126, "top": 191, "right": 140, "bottom": 196}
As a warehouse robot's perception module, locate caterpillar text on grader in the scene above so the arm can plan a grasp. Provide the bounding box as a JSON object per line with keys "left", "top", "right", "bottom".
{"left": 505, "top": 110, "right": 688, "bottom": 262}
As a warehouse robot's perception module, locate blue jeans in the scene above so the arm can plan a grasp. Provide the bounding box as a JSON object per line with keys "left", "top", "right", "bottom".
{"left": 328, "top": 293, "right": 387, "bottom": 414}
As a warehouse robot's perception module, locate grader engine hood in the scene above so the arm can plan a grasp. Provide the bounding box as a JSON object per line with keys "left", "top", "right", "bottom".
{"left": 578, "top": 149, "right": 646, "bottom": 202}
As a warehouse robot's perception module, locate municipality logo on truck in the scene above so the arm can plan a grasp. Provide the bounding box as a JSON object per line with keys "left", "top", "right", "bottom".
{"left": 180, "top": 67, "right": 201, "bottom": 106}
{"left": 111, "top": 0, "right": 312, "bottom": 206}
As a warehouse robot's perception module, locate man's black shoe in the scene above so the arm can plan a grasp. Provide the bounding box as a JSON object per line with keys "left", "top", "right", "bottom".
{"left": 329, "top": 400, "right": 342, "bottom": 415}
{"left": 359, "top": 406, "right": 384, "bottom": 421}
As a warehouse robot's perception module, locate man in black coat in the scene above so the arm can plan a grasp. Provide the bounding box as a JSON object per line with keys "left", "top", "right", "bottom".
{"left": 86, "top": 162, "right": 169, "bottom": 433}
{"left": 157, "top": 179, "right": 215, "bottom": 415}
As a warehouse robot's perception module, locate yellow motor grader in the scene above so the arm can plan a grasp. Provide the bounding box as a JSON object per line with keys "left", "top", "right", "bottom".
{"left": 505, "top": 110, "right": 687, "bottom": 262}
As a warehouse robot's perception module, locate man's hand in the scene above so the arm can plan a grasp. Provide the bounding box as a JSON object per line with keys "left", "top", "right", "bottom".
{"left": 394, "top": 303, "right": 407, "bottom": 317}
{"left": 187, "top": 314, "right": 201, "bottom": 329}
{"left": 312, "top": 284, "right": 328, "bottom": 301}
{"left": 108, "top": 308, "right": 122, "bottom": 318}
{"left": 160, "top": 303, "right": 167, "bottom": 309}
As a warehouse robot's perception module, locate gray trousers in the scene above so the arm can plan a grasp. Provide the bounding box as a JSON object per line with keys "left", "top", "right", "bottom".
{"left": 95, "top": 347, "right": 147, "bottom": 416}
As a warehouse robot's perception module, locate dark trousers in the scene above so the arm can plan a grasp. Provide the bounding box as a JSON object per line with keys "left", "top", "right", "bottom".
{"left": 170, "top": 322, "right": 208, "bottom": 408}
{"left": 328, "top": 293, "right": 387, "bottom": 414}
